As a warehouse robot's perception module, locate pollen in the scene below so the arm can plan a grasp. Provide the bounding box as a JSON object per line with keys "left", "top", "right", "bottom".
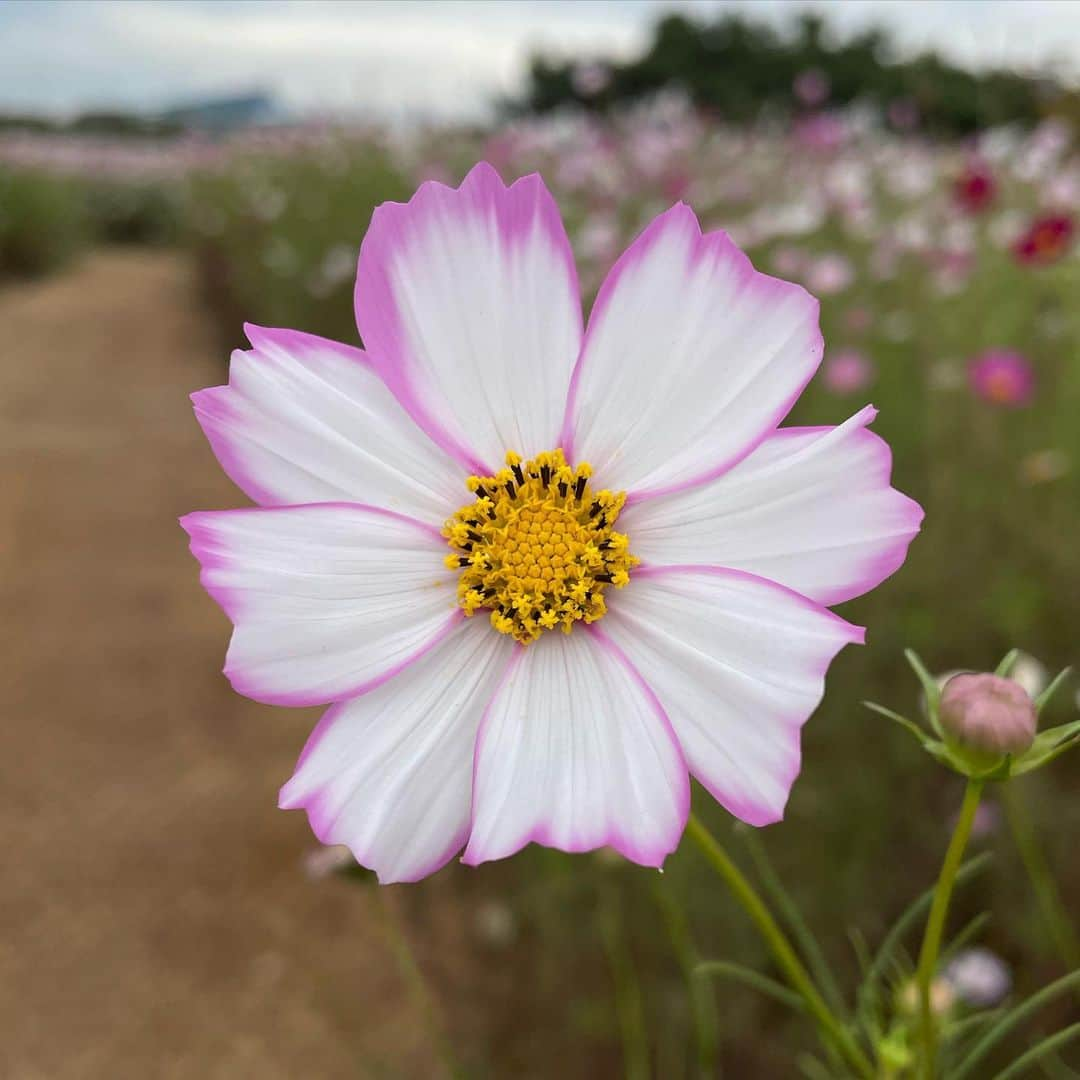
{"left": 443, "top": 450, "right": 637, "bottom": 644}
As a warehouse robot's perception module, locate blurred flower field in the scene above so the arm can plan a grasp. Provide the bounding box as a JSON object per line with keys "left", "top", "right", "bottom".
{"left": 4, "top": 98, "right": 1078, "bottom": 1073}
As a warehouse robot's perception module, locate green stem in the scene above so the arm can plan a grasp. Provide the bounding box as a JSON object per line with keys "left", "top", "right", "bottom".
{"left": 915, "top": 779, "right": 983, "bottom": 1079}
{"left": 653, "top": 880, "right": 719, "bottom": 1076}
{"left": 1003, "top": 782, "right": 1080, "bottom": 971}
{"left": 376, "top": 890, "right": 464, "bottom": 1080}
{"left": 685, "top": 814, "right": 874, "bottom": 1079}
{"left": 599, "top": 884, "right": 651, "bottom": 1080}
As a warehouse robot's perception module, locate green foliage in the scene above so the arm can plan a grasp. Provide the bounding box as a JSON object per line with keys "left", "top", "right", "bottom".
{"left": 521, "top": 12, "right": 1071, "bottom": 134}
{"left": 0, "top": 168, "right": 88, "bottom": 278}
{"left": 184, "top": 139, "right": 411, "bottom": 349}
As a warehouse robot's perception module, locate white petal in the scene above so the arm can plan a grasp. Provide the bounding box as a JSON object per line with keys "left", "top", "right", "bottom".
{"left": 563, "top": 204, "right": 822, "bottom": 498}
{"left": 280, "top": 617, "right": 514, "bottom": 883}
{"left": 181, "top": 504, "right": 458, "bottom": 706}
{"left": 621, "top": 407, "right": 924, "bottom": 605}
{"left": 603, "top": 567, "right": 863, "bottom": 825}
{"left": 463, "top": 630, "right": 689, "bottom": 868}
{"left": 355, "top": 162, "right": 583, "bottom": 470}
{"left": 192, "top": 325, "right": 465, "bottom": 525}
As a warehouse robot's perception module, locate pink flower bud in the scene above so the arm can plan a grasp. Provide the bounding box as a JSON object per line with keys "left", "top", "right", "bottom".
{"left": 940, "top": 673, "right": 1036, "bottom": 765}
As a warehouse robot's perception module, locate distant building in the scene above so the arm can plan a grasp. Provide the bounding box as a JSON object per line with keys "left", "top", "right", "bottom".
{"left": 157, "top": 92, "right": 279, "bottom": 132}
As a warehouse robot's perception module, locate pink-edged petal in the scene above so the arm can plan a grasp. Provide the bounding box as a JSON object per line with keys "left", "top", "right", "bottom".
{"left": 192, "top": 325, "right": 465, "bottom": 525}
{"left": 180, "top": 503, "right": 458, "bottom": 707}
{"left": 279, "top": 616, "right": 514, "bottom": 884}
{"left": 620, "top": 406, "right": 924, "bottom": 605}
{"left": 562, "top": 203, "right": 822, "bottom": 499}
{"left": 463, "top": 628, "right": 689, "bottom": 869}
{"left": 355, "top": 162, "right": 583, "bottom": 472}
{"left": 603, "top": 566, "right": 864, "bottom": 826}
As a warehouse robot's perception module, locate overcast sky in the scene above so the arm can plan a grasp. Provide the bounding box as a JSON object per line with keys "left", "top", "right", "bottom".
{"left": 3, "top": 0, "right": 1080, "bottom": 122}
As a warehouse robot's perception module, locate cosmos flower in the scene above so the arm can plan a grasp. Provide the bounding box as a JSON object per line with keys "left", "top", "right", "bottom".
{"left": 793, "top": 69, "right": 830, "bottom": 108}
{"left": 182, "top": 164, "right": 922, "bottom": 883}
{"left": 954, "top": 160, "right": 996, "bottom": 213}
{"left": 822, "top": 349, "right": 874, "bottom": 395}
{"left": 943, "top": 948, "right": 1012, "bottom": 1008}
{"left": 807, "top": 253, "right": 855, "bottom": 295}
{"left": 969, "top": 350, "right": 1035, "bottom": 407}
{"left": 1013, "top": 212, "right": 1075, "bottom": 265}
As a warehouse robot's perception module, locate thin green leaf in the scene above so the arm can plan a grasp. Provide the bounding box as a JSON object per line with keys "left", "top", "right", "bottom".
{"left": 862, "top": 853, "right": 993, "bottom": 1018}
{"left": 945, "top": 1008, "right": 1005, "bottom": 1042}
{"left": 599, "top": 885, "right": 650, "bottom": 1080}
{"left": 954, "top": 969, "right": 1080, "bottom": 1080}
{"left": 1035, "top": 667, "right": 1073, "bottom": 714}
{"left": 796, "top": 1053, "right": 835, "bottom": 1080}
{"left": 906, "top": 648, "right": 943, "bottom": 734}
{"left": 695, "top": 960, "right": 805, "bottom": 1012}
{"left": 1013, "top": 720, "right": 1080, "bottom": 775}
{"left": 653, "top": 880, "right": 719, "bottom": 1076}
{"left": 996, "top": 650, "right": 1021, "bottom": 678}
{"left": 740, "top": 830, "right": 848, "bottom": 1019}
{"left": 992, "top": 1022, "right": 1080, "bottom": 1080}
{"left": 941, "top": 911, "right": 992, "bottom": 966}
{"left": 864, "top": 701, "right": 933, "bottom": 745}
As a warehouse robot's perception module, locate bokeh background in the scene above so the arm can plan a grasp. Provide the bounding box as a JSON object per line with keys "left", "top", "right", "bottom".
{"left": 2, "top": 1, "right": 1079, "bottom": 1076}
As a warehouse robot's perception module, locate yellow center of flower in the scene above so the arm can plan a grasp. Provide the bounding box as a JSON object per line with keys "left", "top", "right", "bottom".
{"left": 443, "top": 450, "right": 637, "bottom": 644}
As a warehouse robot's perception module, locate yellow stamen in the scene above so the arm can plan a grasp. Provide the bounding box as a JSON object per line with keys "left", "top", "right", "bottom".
{"left": 443, "top": 449, "right": 638, "bottom": 644}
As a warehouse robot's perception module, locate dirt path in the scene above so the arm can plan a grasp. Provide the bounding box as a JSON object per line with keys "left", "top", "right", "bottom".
{"left": 0, "top": 250, "right": 442, "bottom": 1078}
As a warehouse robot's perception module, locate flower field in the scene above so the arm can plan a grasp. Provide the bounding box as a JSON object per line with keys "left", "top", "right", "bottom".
{"left": 3, "top": 96, "right": 1078, "bottom": 1074}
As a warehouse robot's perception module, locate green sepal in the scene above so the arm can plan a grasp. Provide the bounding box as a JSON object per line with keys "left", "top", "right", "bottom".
{"left": 905, "top": 649, "right": 943, "bottom": 736}
{"left": 1034, "top": 666, "right": 1072, "bottom": 714}
{"left": 994, "top": 649, "right": 1020, "bottom": 678}
{"left": 1011, "top": 717, "right": 1080, "bottom": 775}
{"left": 863, "top": 701, "right": 933, "bottom": 746}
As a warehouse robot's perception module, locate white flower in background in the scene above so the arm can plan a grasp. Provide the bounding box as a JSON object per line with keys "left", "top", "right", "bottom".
{"left": 943, "top": 947, "right": 1012, "bottom": 1007}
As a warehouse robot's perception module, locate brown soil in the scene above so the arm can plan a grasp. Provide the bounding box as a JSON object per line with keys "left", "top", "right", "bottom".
{"left": 0, "top": 250, "right": 447, "bottom": 1079}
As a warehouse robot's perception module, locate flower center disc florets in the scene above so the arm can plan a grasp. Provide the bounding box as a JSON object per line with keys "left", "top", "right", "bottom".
{"left": 444, "top": 450, "right": 637, "bottom": 644}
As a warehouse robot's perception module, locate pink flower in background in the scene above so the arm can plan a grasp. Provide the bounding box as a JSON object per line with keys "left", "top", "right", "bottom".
{"left": 954, "top": 160, "right": 996, "bottom": 213}
{"left": 807, "top": 252, "right": 854, "bottom": 294}
{"left": 793, "top": 69, "right": 830, "bottom": 108}
{"left": 771, "top": 245, "right": 807, "bottom": 276}
{"left": 793, "top": 112, "right": 847, "bottom": 153}
{"left": 571, "top": 61, "right": 611, "bottom": 98}
{"left": 969, "top": 350, "right": 1035, "bottom": 407}
{"left": 182, "top": 163, "right": 922, "bottom": 882}
{"left": 844, "top": 307, "right": 873, "bottom": 334}
{"left": 1013, "top": 212, "right": 1075, "bottom": 265}
{"left": 823, "top": 349, "right": 874, "bottom": 395}
{"left": 887, "top": 98, "right": 920, "bottom": 132}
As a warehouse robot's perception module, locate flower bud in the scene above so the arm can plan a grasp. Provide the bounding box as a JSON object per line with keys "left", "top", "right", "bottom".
{"left": 940, "top": 673, "right": 1036, "bottom": 768}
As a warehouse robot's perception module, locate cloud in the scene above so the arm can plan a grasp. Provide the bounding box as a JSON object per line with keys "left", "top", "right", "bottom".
{"left": 1, "top": 0, "right": 1078, "bottom": 120}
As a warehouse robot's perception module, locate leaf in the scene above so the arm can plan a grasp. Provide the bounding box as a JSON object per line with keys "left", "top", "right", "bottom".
{"left": 1012, "top": 719, "right": 1080, "bottom": 776}
{"left": 864, "top": 701, "right": 933, "bottom": 746}
{"left": 905, "top": 648, "right": 943, "bottom": 735}
{"left": 940, "top": 911, "right": 992, "bottom": 966}
{"left": 995, "top": 649, "right": 1021, "bottom": 678}
{"left": 796, "top": 1053, "right": 836, "bottom": 1080}
{"left": 695, "top": 960, "right": 805, "bottom": 1012}
{"left": 1034, "top": 667, "right": 1073, "bottom": 714}
{"left": 991, "top": 1022, "right": 1080, "bottom": 1080}
{"left": 740, "top": 830, "right": 849, "bottom": 1020}
{"left": 861, "top": 853, "right": 993, "bottom": 1021}
{"left": 953, "top": 969, "right": 1080, "bottom": 1080}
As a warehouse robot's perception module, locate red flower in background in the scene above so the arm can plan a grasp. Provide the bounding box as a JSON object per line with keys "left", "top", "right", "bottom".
{"left": 1013, "top": 213, "right": 1075, "bottom": 266}
{"left": 954, "top": 161, "right": 996, "bottom": 213}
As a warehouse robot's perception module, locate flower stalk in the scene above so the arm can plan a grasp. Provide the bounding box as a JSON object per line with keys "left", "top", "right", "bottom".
{"left": 685, "top": 813, "right": 874, "bottom": 1078}
{"left": 914, "top": 778, "right": 984, "bottom": 1078}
